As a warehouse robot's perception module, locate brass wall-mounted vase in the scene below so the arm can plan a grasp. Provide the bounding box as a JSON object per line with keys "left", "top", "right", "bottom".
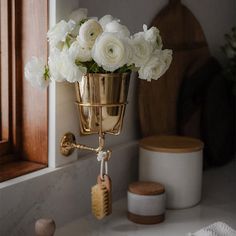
{"left": 60, "top": 72, "right": 131, "bottom": 156}
{"left": 75, "top": 72, "right": 131, "bottom": 136}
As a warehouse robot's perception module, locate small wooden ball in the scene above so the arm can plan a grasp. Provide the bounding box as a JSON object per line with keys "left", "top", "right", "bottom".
{"left": 35, "top": 218, "right": 56, "bottom": 236}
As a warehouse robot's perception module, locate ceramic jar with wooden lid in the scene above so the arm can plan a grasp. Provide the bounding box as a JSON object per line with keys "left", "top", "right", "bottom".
{"left": 139, "top": 135, "right": 204, "bottom": 209}
{"left": 127, "top": 181, "right": 166, "bottom": 224}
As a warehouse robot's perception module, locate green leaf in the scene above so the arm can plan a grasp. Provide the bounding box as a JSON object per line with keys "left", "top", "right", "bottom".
{"left": 115, "top": 64, "right": 134, "bottom": 73}
{"left": 79, "top": 19, "right": 88, "bottom": 26}
{"left": 44, "top": 65, "right": 50, "bottom": 81}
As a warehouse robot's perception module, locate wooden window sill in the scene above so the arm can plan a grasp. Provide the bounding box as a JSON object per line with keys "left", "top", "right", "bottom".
{"left": 0, "top": 160, "right": 47, "bottom": 183}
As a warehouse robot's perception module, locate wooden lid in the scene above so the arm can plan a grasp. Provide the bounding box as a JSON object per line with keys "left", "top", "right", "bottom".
{"left": 139, "top": 135, "right": 204, "bottom": 153}
{"left": 128, "top": 181, "right": 165, "bottom": 195}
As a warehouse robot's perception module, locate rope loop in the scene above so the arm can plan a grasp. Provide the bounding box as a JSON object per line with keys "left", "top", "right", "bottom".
{"left": 97, "top": 151, "right": 109, "bottom": 179}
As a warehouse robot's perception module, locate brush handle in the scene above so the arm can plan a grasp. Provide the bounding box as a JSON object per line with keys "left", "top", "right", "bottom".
{"left": 97, "top": 174, "right": 111, "bottom": 192}
{"left": 101, "top": 174, "right": 112, "bottom": 215}
{"left": 35, "top": 218, "right": 56, "bottom": 236}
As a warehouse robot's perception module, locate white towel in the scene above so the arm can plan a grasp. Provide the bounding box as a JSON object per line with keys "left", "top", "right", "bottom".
{"left": 188, "top": 222, "right": 236, "bottom": 236}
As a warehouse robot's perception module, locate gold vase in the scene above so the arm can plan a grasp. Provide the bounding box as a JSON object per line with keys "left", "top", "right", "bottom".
{"left": 75, "top": 72, "right": 131, "bottom": 135}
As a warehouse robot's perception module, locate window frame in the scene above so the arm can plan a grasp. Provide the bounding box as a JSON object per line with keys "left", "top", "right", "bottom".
{"left": 0, "top": 0, "right": 48, "bottom": 182}
{"left": 0, "top": 0, "right": 13, "bottom": 157}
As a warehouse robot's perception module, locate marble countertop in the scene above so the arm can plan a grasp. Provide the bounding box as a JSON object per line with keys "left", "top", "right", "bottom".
{"left": 56, "top": 159, "right": 236, "bottom": 236}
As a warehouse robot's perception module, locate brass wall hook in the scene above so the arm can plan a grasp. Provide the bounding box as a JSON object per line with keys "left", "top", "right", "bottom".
{"left": 60, "top": 132, "right": 110, "bottom": 157}
{"left": 60, "top": 132, "right": 76, "bottom": 156}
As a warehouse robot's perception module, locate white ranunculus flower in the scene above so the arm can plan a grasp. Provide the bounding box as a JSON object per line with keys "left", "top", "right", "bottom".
{"left": 99, "top": 15, "right": 119, "bottom": 30}
{"left": 69, "top": 39, "right": 92, "bottom": 62}
{"left": 24, "top": 57, "right": 50, "bottom": 89}
{"left": 47, "top": 20, "right": 75, "bottom": 49}
{"left": 105, "top": 20, "right": 130, "bottom": 38}
{"left": 142, "top": 24, "right": 163, "bottom": 49}
{"left": 92, "top": 32, "right": 129, "bottom": 72}
{"left": 130, "top": 34, "right": 153, "bottom": 67}
{"left": 134, "top": 25, "right": 162, "bottom": 50}
{"left": 60, "top": 50, "right": 87, "bottom": 83}
{"left": 138, "top": 49, "right": 172, "bottom": 81}
{"left": 79, "top": 19, "right": 103, "bottom": 48}
{"left": 69, "top": 8, "right": 88, "bottom": 23}
{"left": 159, "top": 49, "right": 172, "bottom": 77}
{"left": 48, "top": 49, "right": 65, "bottom": 82}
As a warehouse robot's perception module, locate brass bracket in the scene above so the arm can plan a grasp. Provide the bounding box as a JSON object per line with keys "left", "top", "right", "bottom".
{"left": 60, "top": 132, "right": 76, "bottom": 156}
{"left": 60, "top": 132, "right": 110, "bottom": 157}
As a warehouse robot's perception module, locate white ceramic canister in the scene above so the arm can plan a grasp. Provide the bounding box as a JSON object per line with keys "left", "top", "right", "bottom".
{"left": 139, "top": 135, "right": 204, "bottom": 209}
{"left": 127, "top": 181, "right": 166, "bottom": 224}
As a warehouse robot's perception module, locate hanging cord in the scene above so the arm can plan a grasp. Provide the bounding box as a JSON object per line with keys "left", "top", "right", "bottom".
{"left": 97, "top": 150, "right": 110, "bottom": 180}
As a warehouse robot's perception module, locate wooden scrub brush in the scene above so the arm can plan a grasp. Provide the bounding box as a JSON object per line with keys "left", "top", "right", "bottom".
{"left": 91, "top": 174, "right": 112, "bottom": 220}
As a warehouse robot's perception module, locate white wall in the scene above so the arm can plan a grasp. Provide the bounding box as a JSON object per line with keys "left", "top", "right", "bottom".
{"left": 79, "top": 0, "right": 236, "bottom": 61}
{"left": 52, "top": 0, "right": 236, "bottom": 166}
{"left": 49, "top": 0, "right": 80, "bottom": 167}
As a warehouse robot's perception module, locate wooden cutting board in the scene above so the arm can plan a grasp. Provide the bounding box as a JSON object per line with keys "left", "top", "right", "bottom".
{"left": 138, "top": 0, "right": 210, "bottom": 137}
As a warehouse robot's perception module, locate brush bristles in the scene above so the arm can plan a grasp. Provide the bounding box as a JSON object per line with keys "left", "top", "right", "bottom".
{"left": 91, "top": 183, "right": 110, "bottom": 220}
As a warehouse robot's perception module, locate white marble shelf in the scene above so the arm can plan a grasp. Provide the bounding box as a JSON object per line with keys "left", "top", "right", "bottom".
{"left": 56, "top": 159, "right": 236, "bottom": 236}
